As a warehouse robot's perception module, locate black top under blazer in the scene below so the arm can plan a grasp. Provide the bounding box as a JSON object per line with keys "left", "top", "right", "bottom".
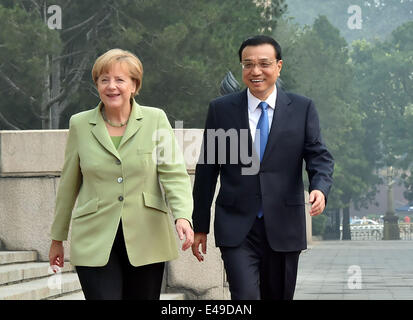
{"left": 192, "top": 87, "right": 334, "bottom": 252}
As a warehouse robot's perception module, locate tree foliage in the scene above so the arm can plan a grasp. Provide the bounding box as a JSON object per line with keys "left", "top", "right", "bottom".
{"left": 273, "top": 15, "right": 412, "bottom": 236}
{"left": 1, "top": 0, "right": 412, "bottom": 219}
{"left": 0, "top": 0, "right": 287, "bottom": 129}
{"left": 276, "top": 16, "right": 374, "bottom": 213}
{"left": 285, "top": 0, "right": 413, "bottom": 42}
{"left": 351, "top": 21, "right": 413, "bottom": 196}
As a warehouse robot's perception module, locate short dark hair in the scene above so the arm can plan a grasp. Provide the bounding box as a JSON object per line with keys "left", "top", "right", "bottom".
{"left": 238, "top": 35, "right": 282, "bottom": 62}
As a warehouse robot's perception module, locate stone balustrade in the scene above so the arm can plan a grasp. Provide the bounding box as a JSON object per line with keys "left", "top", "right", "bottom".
{"left": 0, "top": 129, "right": 311, "bottom": 299}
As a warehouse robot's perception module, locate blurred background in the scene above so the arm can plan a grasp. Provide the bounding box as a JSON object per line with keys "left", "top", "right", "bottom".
{"left": 0, "top": 0, "right": 412, "bottom": 240}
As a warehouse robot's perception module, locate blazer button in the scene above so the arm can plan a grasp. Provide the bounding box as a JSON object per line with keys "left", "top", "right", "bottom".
{"left": 116, "top": 159, "right": 121, "bottom": 165}
{"left": 118, "top": 196, "right": 124, "bottom": 201}
{"left": 117, "top": 177, "right": 123, "bottom": 183}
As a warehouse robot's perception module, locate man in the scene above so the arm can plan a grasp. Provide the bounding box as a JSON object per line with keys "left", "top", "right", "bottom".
{"left": 191, "top": 35, "right": 334, "bottom": 300}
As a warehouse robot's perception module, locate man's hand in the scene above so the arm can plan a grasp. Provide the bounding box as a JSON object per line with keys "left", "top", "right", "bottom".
{"left": 192, "top": 232, "right": 207, "bottom": 262}
{"left": 175, "top": 218, "right": 194, "bottom": 251}
{"left": 309, "top": 190, "right": 326, "bottom": 216}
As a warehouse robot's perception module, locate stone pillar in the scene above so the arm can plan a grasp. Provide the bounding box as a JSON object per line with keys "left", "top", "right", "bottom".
{"left": 383, "top": 166, "right": 400, "bottom": 240}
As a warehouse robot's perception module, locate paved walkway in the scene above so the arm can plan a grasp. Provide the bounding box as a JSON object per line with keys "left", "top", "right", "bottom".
{"left": 294, "top": 240, "right": 413, "bottom": 300}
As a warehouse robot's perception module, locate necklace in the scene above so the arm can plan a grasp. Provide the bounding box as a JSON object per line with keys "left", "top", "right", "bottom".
{"left": 101, "top": 107, "right": 129, "bottom": 127}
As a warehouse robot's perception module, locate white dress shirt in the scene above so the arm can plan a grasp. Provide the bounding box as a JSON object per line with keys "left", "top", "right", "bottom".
{"left": 247, "top": 85, "right": 277, "bottom": 143}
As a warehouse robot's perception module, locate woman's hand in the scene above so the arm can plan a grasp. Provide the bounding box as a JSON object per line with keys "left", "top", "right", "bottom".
{"left": 49, "top": 240, "right": 64, "bottom": 272}
{"left": 175, "top": 219, "right": 194, "bottom": 251}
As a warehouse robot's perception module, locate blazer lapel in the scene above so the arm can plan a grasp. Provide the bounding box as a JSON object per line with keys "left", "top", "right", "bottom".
{"left": 90, "top": 103, "right": 121, "bottom": 161}
{"left": 118, "top": 100, "right": 144, "bottom": 149}
{"left": 237, "top": 89, "right": 250, "bottom": 132}
{"left": 262, "top": 86, "right": 291, "bottom": 163}
{"left": 89, "top": 100, "right": 144, "bottom": 159}
{"left": 236, "top": 89, "right": 259, "bottom": 163}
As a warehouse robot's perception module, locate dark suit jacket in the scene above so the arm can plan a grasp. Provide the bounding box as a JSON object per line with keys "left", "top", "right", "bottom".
{"left": 192, "top": 87, "right": 334, "bottom": 252}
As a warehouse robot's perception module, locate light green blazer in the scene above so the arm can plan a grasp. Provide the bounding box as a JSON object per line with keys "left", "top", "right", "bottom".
{"left": 50, "top": 100, "right": 193, "bottom": 267}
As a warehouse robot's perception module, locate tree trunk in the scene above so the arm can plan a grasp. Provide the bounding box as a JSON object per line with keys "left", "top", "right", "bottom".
{"left": 50, "top": 56, "right": 62, "bottom": 129}
{"left": 41, "top": 54, "right": 51, "bottom": 129}
{"left": 333, "top": 208, "right": 341, "bottom": 239}
{"left": 41, "top": 3, "right": 51, "bottom": 129}
{"left": 342, "top": 206, "right": 351, "bottom": 240}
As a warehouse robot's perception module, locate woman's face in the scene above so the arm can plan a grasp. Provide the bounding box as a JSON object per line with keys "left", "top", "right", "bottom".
{"left": 97, "top": 62, "right": 136, "bottom": 111}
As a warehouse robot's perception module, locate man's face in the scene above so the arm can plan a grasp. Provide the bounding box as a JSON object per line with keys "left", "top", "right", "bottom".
{"left": 241, "top": 44, "right": 282, "bottom": 101}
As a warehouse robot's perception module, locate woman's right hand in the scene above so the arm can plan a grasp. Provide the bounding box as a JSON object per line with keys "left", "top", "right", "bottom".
{"left": 49, "top": 240, "right": 64, "bottom": 271}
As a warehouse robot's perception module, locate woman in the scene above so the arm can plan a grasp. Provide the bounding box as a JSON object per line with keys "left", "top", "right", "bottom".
{"left": 49, "top": 49, "right": 194, "bottom": 300}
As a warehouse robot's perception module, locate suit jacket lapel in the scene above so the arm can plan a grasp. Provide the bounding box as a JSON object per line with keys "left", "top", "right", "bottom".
{"left": 262, "top": 86, "right": 291, "bottom": 163}
{"left": 90, "top": 103, "right": 121, "bottom": 160}
{"left": 89, "top": 100, "right": 144, "bottom": 160}
{"left": 118, "top": 100, "right": 144, "bottom": 149}
{"left": 237, "top": 89, "right": 250, "bottom": 132}
{"left": 236, "top": 89, "right": 259, "bottom": 162}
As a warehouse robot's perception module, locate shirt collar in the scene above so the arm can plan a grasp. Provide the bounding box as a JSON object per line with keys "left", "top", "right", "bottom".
{"left": 247, "top": 85, "right": 277, "bottom": 113}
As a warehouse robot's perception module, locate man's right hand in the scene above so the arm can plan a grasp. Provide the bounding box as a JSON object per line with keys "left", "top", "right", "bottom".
{"left": 192, "top": 232, "right": 207, "bottom": 262}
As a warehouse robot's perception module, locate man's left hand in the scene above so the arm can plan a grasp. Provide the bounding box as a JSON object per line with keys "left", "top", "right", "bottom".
{"left": 309, "top": 190, "right": 326, "bottom": 216}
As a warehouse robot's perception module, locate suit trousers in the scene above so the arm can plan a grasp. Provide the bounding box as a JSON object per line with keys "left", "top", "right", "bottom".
{"left": 75, "top": 221, "right": 165, "bottom": 300}
{"left": 220, "top": 217, "right": 301, "bottom": 300}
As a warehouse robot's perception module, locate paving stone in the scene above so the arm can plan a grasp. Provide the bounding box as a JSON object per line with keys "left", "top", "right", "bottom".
{"left": 294, "top": 240, "right": 413, "bottom": 300}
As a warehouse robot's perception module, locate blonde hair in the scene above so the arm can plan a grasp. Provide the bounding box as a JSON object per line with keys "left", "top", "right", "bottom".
{"left": 92, "top": 49, "right": 143, "bottom": 96}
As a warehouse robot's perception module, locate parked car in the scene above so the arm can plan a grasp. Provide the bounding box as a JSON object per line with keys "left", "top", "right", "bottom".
{"left": 340, "top": 219, "right": 383, "bottom": 233}
{"left": 350, "top": 219, "right": 380, "bottom": 226}
{"left": 349, "top": 219, "right": 383, "bottom": 238}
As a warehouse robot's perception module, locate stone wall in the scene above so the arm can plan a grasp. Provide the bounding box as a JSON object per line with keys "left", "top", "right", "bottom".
{"left": 0, "top": 130, "right": 312, "bottom": 299}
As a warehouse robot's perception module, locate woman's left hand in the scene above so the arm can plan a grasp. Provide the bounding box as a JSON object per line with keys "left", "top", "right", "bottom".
{"left": 175, "top": 218, "right": 194, "bottom": 251}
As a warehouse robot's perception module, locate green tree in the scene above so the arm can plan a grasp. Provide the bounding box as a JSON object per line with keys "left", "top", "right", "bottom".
{"left": 276, "top": 16, "right": 374, "bottom": 239}
{"left": 0, "top": 3, "right": 61, "bottom": 129}
{"left": 352, "top": 21, "right": 413, "bottom": 173}
{"left": 285, "top": 0, "right": 413, "bottom": 43}
{"left": 0, "top": 0, "right": 287, "bottom": 129}
{"left": 0, "top": 0, "right": 110, "bottom": 129}
{"left": 351, "top": 21, "right": 413, "bottom": 237}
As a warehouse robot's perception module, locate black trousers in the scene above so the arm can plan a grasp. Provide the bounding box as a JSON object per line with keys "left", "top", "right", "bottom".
{"left": 75, "top": 222, "right": 165, "bottom": 300}
{"left": 220, "top": 218, "right": 301, "bottom": 300}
